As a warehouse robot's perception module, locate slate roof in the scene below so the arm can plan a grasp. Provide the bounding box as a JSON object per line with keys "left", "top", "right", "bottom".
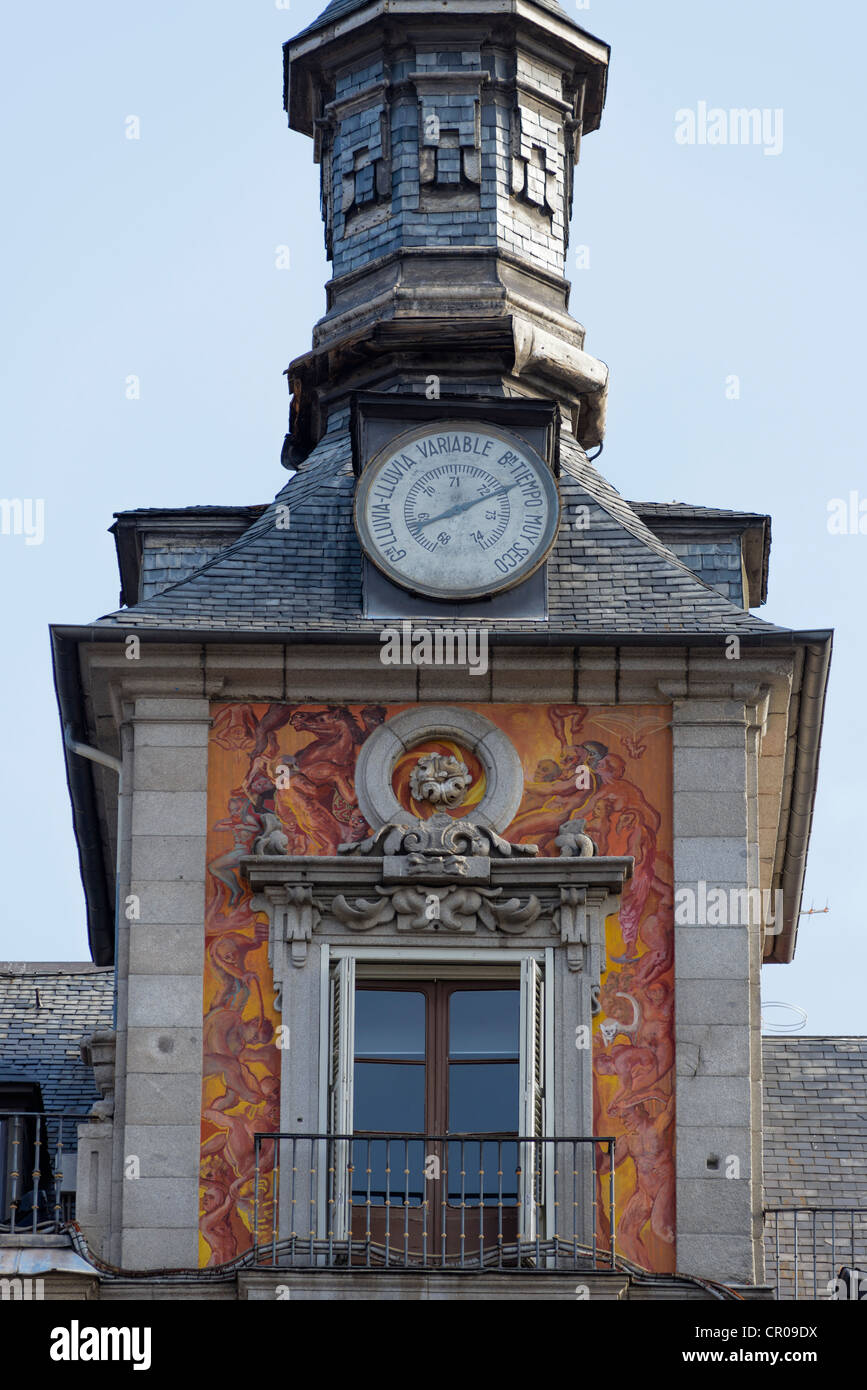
{"left": 762, "top": 1037, "right": 867, "bottom": 1297}
{"left": 92, "top": 421, "right": 790, "bottom": 637}
{"left": 763, "top": 1037, "right": 867, "bottom": 1210}
{"left": 0, "top": 965, "right": 113, "bottom": 1118}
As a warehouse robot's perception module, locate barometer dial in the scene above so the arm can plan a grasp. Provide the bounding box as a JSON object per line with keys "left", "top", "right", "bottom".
{"left": 354, "top": 421, "right": 560, "bottom": 600}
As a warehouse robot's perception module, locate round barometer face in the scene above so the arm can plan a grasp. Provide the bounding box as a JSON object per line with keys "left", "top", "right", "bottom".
{"left": 354, "top": 421, "right": 561, "bottom": 600}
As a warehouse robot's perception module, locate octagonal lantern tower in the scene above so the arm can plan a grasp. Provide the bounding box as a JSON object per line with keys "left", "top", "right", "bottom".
{"left": 283, "top": 0, "right": 611, "bottom": 457}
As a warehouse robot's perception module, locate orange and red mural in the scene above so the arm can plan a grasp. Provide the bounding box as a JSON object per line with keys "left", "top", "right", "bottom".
{"left": 201, "top": 702, "right": 674, "bottom": 1271}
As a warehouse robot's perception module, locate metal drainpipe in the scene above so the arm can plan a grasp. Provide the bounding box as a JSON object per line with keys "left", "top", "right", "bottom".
{"left": 64, "top": 726, "right": 125, "bottom": 1027}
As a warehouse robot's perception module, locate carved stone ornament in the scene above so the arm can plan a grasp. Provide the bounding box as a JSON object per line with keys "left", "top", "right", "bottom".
{"left": 553, "top": 884, "right": 610, "bottom": 978}
{"left": 250, "top": 884, "right": 323, "bottom": 970}
{"left": 408, "top": 752, "right": 472, "bottom": 809}
{"left": 243, "top": 810, "right": 628, "bottom": 972}
{"left": 553, "top": 886, "right": 588, "bottom": 973}
{"left": 80, "top": 1029, "right": 117, "bottom": 1120}
{"left": 554, "top": 818, "right": 597, "bottom": 858}
{"left": 330, "top": 811, "right": 543, "bottom": 935}
{"left": 340, "top": 810, "right": 538, "bottom": 881}
{"left": 332, "top": 883, "right": 541, "bottom": 936}
{"left": 253, "top": 811, "right": 290, "bottom": 857}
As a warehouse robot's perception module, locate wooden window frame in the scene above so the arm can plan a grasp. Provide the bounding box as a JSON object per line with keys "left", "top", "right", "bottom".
{"left": 353, "top": 979, "right": 521, "bottom": 1138}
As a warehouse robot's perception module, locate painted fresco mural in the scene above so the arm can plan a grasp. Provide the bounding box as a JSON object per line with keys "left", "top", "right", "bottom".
{"left": 201, "top": 702, "right": 674, "bottom": 1271}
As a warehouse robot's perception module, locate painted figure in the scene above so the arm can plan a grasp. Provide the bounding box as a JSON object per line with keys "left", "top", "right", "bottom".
{"left": 598, "top": 1095, "right": 676, "bottom": 1268}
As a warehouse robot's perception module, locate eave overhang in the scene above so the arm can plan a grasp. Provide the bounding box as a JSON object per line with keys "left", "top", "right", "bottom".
{"left": 284, "top": 0, "right": 610, "bottom": 139}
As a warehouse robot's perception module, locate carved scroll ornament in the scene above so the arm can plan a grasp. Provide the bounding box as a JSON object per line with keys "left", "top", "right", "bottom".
{"left": 332, "top": 883, "right": 541, "bottom": 936}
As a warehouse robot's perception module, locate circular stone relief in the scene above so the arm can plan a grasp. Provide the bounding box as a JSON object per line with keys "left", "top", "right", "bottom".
{"left": 354, "top": 705, "right": 524, "bottom": 834}
{"left": 392, "top": 738, "right": 486, "bottom": 820}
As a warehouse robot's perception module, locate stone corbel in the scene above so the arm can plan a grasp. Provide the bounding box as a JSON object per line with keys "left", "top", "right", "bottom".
{"left": 553, "top": 886, "right": 587, "bottom": 972}
{"left": 584, "top": 885, "right": 611, "bottom": 993}
{"left": 251, "top": 884, "right": 323, "bottom": 972}
{"left": 747, "top": 684, "right": 772, "bottom": 739}
{"left": 512, "top": 319, "right": 608, "bottom": 397}
{"left": 553, "top": 885, "right": 610, "bottom": 981}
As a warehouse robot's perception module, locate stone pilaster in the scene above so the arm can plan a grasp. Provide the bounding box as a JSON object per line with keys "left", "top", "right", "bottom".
{"left": 670, "top": 696, "right": 757, "bottom": 1284}
{"left": 115, "top": 696, "right": 210, "bottom": 1270}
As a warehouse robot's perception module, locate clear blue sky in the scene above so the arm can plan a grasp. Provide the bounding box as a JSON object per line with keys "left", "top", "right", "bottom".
{"left": 1, "top": 1, "right": 864, "bottom": 1034}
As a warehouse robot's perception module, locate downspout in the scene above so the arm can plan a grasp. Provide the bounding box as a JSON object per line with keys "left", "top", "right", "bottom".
{"left": 63, "top": 726, "right": 126, "bottom": 1027}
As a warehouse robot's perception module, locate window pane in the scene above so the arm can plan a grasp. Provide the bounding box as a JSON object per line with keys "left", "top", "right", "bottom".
{"left": 448, "top": 1062, "right": 519, "bottom": 1133}
{"left": 354, "top": 1062, "right": 425, "bottom": 1132}
{"left": 449, "top": 990, "right": 519, "bottom": 1059}
{"left": 355, "top": 990, "right": 425, "bottom": 1059}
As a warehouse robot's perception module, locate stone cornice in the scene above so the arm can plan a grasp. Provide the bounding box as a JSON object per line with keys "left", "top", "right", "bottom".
{"left": 242, "top": 851, "right": 632, "bottom": 971}
{"left": 242, "top": 853, "right": 633, "bottom": 896}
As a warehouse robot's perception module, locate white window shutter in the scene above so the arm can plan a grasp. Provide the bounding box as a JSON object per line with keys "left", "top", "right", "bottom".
{"left": 519, "top": 957, "right": 545, "bottom": 1242}
{"left": 329, "top": 957, "right": 355, "bottom": 1240}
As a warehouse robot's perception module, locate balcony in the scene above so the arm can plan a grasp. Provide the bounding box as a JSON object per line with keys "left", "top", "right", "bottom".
{"left": 249, "top": 1132, "right": 616, "bottom": 1272}
{"left": 763, "top": 1208, "right": 867, "bottom": 1300}
{"left": 0, "top": 1111, "right": 83, "bottom": 1234}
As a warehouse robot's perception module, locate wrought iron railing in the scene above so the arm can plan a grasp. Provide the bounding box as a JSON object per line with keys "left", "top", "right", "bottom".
{"left": 251, "top": 1132, "right": 616, "bottom": 1271}
{"left": 763, "top": 1207, "right": 867, "bottom": 1300}
{"left": 0, "top": 1111, "right": 86, "bottom": 1234}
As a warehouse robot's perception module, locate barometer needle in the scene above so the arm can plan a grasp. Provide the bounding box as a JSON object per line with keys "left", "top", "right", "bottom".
{"left": 414, "top": 482, "right": 519, "bottom": 530}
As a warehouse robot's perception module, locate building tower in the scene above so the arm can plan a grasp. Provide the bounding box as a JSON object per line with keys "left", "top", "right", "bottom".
{"left": 40, "top": 0, "right": 830, "bottom": 1298}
